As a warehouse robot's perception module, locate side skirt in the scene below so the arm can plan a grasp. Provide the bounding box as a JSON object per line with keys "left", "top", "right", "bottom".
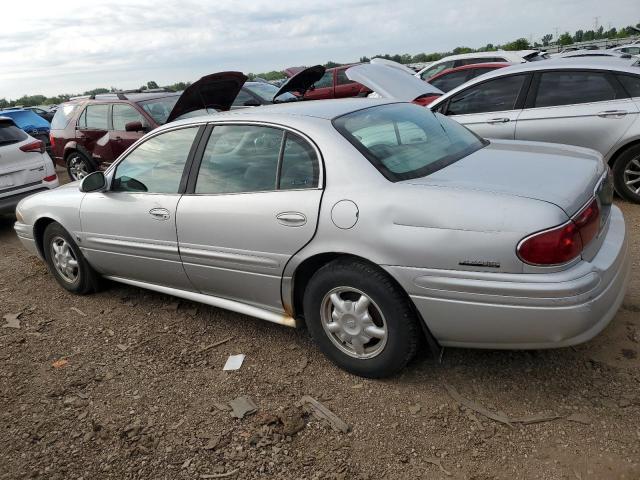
{"left": 104, "top": 276, "right": 297, "bottom": 328}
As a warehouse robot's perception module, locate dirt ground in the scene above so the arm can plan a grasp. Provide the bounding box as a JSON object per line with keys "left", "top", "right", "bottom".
{"left": 1, "top": 170, "right": 640, "bottom": 480}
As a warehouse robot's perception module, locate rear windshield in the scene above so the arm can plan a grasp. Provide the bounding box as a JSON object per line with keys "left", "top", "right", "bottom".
{"left": 333, "top": 103, "right": 485, "bottom": 181}
{"left": 51, "top": 104, "right": 79, "bottom": 129}
{"left": 138, "top": 96, "right": 180, "bottom": 124}
{"left": 0, "top": 121, "right": 28, "bottom": 146}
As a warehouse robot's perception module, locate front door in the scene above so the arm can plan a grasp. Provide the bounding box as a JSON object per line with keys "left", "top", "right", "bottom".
{"left": 443, "top": 74, "right": 529, "bottom": 140}
{"left": 110, "top": 103, "right": 148, "bottom": 158}
{"left": 79, "top": 126, "right": 202, "bottom": 290}
{"left": 515, "top": 70, "right": 639, "bottom": 154}
{"left": 176, "top": 124, "right": 323, "bottom": 312}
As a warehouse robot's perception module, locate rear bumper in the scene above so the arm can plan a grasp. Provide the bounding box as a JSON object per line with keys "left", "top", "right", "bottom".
{"left": 384, "top": 205, "right": 629, "bottom": 349}
{"left": 0, "top": 186, "right": 51, "bottom": 214}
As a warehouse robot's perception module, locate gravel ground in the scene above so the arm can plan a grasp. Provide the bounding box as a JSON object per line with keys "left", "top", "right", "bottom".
{"left": 1, "top": 171, "right": 639, "bottom": 479}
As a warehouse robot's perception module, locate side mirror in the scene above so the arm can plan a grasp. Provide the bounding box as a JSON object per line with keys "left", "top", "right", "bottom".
{"left": 243, "top": 99, "right": 261, "bottom": 107}
{"left": 125, "top": 121, "right": 144, "bottom": 132}
{"left": 80, "top": 171, "right": 106, "bottom": 192}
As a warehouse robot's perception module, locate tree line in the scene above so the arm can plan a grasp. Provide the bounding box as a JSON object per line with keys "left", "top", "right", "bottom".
{"left": 2, "top": 22, "right": 638, "bottom": 109}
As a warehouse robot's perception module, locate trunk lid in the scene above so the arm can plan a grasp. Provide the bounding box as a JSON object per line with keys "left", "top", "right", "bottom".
{"left": 402, "top": 139, "right": 605, "bottom": 216}
{"left": 166, "top": 71, "right": 247, "bottom": 123}
{"left": 346, "top": 63, "right": 443, "bottom": 102}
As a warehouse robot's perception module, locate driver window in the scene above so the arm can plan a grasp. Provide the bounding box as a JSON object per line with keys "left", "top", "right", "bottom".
{"left": 112, "top": 127, "right": 198, "bottom": 193}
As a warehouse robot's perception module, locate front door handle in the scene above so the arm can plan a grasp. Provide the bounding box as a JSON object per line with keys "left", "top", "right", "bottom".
{"left": 276, "top": 212, "right": 307, "bottom": 227}
{"left": 487, "top": 117, "right": 510, "bottom": 124}
{"left": 597, "top": 110, "right": 628, "bottom": 118}
{"left": 149, "top": 208, "right": 170, "bottom": 220}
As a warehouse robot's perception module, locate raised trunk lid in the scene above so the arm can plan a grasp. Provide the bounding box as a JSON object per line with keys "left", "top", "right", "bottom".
{"left": 403, "top": 139, "right": 605, "bottom": 216}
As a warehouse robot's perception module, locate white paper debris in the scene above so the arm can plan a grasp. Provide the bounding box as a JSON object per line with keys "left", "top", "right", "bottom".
{"left": 223, "top": 354, "right": 245, "bottom": 371}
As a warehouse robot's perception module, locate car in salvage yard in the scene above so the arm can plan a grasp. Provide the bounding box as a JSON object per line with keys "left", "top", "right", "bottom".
{"left": 428, "top": 57, "right": 640, "bottom": 203}
{"left": 13, "top": 98, "right": 629, "bottom": 377}
{"left": 0, "top": 117, "right": 58, "bottom": 214}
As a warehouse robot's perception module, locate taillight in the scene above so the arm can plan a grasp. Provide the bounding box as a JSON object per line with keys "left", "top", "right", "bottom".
{"left": 412, "top": 94, "right": 441, "bottom": 107}
{"left": 517, "top": 198, "right": 601, "bottom": 266}
{"left": 43, "top": 174, "right": 57, "bottom": 182}
{"left": 20, "top": 140, "right": 45, "bottom": 154}
{"left": 49, "top": 133, "right": 56, "bottom": 150}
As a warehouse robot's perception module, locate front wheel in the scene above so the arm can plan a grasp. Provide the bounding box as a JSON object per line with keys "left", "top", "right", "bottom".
{"left": 43, "top": 222, "right": 101, "bottom": 294}
{"left": 303, "top": 259, "right": 421, "bottom": 378}
{"left": 613, "top": 144, "right": 640, "bottom": 204}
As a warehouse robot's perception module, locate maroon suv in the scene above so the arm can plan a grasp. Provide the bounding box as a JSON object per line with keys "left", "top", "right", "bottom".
{"left": 49, "top": 72, "right": 247, "bottom": 180}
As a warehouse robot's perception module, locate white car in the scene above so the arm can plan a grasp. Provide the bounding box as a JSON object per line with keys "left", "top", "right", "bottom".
{"left": 609, "top": 43, "right": 640, "bottom": 57}
{"left": 415, "top": 50, "right": 543, "bottom": 81}
{"left": 0, "top": 117, "right": 58, "bottom": 214}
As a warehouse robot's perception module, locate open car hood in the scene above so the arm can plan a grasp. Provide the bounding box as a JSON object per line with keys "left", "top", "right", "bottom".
{"left": 370, "top": 57, "right": 417, "bottom": 75}
{"left": 166, "top": 71, "right": 247, "bottom": 123}
{"left": 346, "top": 64, "right": 443, "bottom": 102}
{"left": 274, "top": 65, "right": 325, "bottom": 100}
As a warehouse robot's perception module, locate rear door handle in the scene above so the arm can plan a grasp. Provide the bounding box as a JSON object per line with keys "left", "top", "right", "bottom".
{"left": 597, "top": 110, "right": 628, "bottom": 118}
{"left": 276, "top": 212, "right": 307, "bottom": 227}
{"left": 149, "top": 208, "right": 170, "bottom": 220}
{"left": 487, "top": 117, "right": 510, "bottom": 124}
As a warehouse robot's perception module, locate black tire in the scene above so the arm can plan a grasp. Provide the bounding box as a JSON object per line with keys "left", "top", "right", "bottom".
{"left": 43, "top": 222, "right": 101, "bottom": 294}
{"left": 66, "top": 151, "right": 95, "bottom": 181}
{"left": 303, "top": 259, "right": 421, "bottom": 378}
{"left": 612, "top": 144, "right": 640, "bottom": 204}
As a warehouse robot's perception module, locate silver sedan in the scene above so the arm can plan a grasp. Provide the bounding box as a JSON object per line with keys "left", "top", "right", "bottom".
{"left": 14, "top": 99, "right": 629, "bottom": 377}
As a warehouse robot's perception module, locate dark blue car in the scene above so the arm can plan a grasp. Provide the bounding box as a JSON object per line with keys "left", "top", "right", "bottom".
{"left": 0, "top": 108, "right": 51, "bottom": 151}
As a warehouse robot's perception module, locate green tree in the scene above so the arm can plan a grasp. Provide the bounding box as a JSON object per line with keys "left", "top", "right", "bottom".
{"left": 559, "top": 32, "right": 573, "bottom": 45}
{"left": 502, "top": 38, "right": 530, "bottom": 50}
{"left": 147, "top": 81, "right": 159, "bottom": 89}
{"left": 541, "top": 34, "right": 553, "bottom": 46}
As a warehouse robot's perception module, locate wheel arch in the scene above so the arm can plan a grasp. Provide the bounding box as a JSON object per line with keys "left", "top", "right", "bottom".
{"left": 607, "top": 138, "right": 640, "bottom": 167}
{"left": 33, "top": 217, "right": 57, "bottom": 258}
{"left": 289, "top": 252, "right": 441, "bottom": 353}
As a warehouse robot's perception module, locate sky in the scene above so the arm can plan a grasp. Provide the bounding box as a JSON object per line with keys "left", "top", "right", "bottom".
{"left": 0, "top": 0, "right": 638, "bottom": 100}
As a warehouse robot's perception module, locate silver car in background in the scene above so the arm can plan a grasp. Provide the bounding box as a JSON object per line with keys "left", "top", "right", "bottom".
{"left": 429, "top": 58, "right": 640, "bottom": 203}
{"left": 14, "top": 99, "right": 629, "bottom": 377}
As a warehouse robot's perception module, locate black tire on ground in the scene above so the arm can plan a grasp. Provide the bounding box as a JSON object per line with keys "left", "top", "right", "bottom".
{"left": 612, "top": 144, "right": 640, "bottom": 204}
{"left": 303, "top": 258, "right": 421, "bottom": 378}
{"left": 43, "top": 222, "right": 101, "bottom": 294}
{"left": 66, "top": 151, "right": 95, "bottom": 181}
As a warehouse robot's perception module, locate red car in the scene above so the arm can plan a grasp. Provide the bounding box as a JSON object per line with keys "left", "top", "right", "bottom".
{"left": 283, "top": 65, "right": 368, "bottom": 100}
{"left": 425, "top": 62, "right": 513, "bottom": 93}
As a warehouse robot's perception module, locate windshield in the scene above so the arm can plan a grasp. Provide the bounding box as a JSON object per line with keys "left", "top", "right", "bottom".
{"left": 333, "top": 103, "right": 486, "bottom": 181}
{"left": 245, "top": 83, "right": 297, "bottom": 103}
{"left": 138, "top": 95, "right": 180, "bottom": 124}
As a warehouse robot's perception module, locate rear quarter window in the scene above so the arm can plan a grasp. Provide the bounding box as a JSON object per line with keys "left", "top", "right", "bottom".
{"left": 617, "top": 74, "right": 640, "bottom": 98}
{"left": 51, "top": 104, "right": 79, "bottom": 129}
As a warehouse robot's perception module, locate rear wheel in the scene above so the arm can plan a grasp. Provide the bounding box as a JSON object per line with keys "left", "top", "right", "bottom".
{"left": 66, "top": 151, "right": 94, "bottom": 181}
{"left": 43, "top": 222, "right": 100, "bottom": 294}
{"left": 613, "top": 144, "right": 640, "bottom": 204}
{"left": 303, "top": 259, "right": 421, "bottom": 378}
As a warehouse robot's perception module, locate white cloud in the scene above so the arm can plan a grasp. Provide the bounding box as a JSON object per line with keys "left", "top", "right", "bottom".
{"left": 0, "top": 0, "right": 637, "bottom": 99}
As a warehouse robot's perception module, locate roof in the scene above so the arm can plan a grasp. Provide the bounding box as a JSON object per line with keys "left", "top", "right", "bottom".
{"left": 163, "top": 98, "right": 398, "bottom": 129}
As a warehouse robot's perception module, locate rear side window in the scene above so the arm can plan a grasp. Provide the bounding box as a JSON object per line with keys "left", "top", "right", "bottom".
{"left": 50, "top": 104, "right": 79, "bottom": 129}
{"left": 447, "top": 75, "right": 526, "bottom": 115}
{"left": 0, "top": 122, "right": 28, "bottom": 146}
{"left": 421, "top": 61, "right": 454, "bottom": 80}
{"left": 429, "top": 69, "right": 473, "bottom": 92}
{"left": 534, "top": 71, "right": 618, "bottom": 107}
{"left": 78, "top": 104, "right": 109, "bottom": 130}
{"left": 334, "top": 103, "right": 485, "bottom": 182}
{"left": 279, "top": 133, "right": 320, "bottom": 189}
{"left": 617, "top": 74, "right": 640, "bottom": 98}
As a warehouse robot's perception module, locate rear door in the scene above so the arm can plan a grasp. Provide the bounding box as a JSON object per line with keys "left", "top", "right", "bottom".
{"left": 515, "top": 70, "right": 639, "bottom": 154}
{"left": 176, "top": 123, "right": 322, "bottom": 312}
{"left": 110, "top": 103, "right": 148, "bottom": 158}
{"left": 334, "top": 68, "right": 362, "bottom": 98}
{"left": 80, "top": 125, "right": 202, "bottom": 289}
{"left": 76, "top": 103, "right": 113, "bottom": 163}
{"left": 305, "top": 70, "right": 335, "bottom": 100}
{"left": 442, "top": 74, "right": 529, "bottom": 139}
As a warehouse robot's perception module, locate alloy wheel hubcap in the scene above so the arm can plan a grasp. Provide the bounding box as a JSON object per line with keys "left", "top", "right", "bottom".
{"left": 320, "top": 287, "right": 387, "bottom": 359}
{"left": 623, "top": 156, "right": 640, "bottom": 195}
{"left": 69, "top": 157, "right": 89, "bottom": 180}
{"left": 50, "top": 236, "right": 79, "bottom": 283}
